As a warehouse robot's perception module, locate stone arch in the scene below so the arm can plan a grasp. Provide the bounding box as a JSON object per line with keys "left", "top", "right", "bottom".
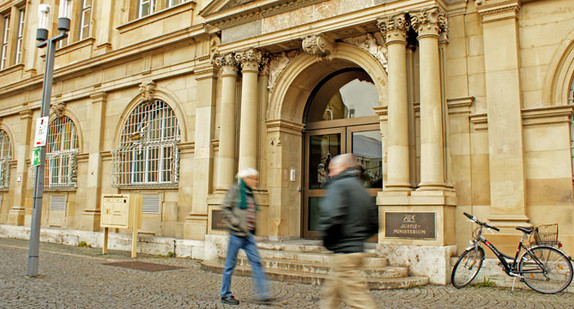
{"left": 543, "top": 25, "right": 574, "bottom": 106}
{"left": 115, "top": 87, "right": 187, "bottom": 146}
{"left": 264, "top": 42, "right": 388, "bottom": 238}
{"left": 268, "top": 42, "right": 388, "bottom": 122}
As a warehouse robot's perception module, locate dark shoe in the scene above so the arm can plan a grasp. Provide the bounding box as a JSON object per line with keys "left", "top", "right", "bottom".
{"left": 221, "top": 295, "right": 240, "bottom": 305}
{"left": 256, "top": 297, "right": 276, "bottom": 305}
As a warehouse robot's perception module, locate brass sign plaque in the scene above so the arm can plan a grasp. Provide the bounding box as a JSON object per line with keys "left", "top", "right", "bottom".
{"left": 211, "top": 209, "right": 226, "bottom": 230}
{"left": 385, "top": 212, "right": 436, "bottom": 239}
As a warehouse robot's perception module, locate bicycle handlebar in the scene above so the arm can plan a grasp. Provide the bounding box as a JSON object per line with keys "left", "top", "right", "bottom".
{"left": 463, "top": 212, "right": 500, "bottom": 231}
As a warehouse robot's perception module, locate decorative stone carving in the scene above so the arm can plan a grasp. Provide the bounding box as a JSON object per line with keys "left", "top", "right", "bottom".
{"left": 410, "top": 7, "right": 448, "bottom": 38}
{"left": 377, "top": 13, "right": 409, "bottom": 43}
{"left": 302, "top": 34, "right": 334, "bottom": 60}
{"left": 235, "top": 48, "right": 268, "bottom": 72}
{"left": 139, "top": 81, "right": 156, "bottom": 102}
{"left": 267, "top": 50, "right": 300, "bottom": 92}
{"left": 51, "top": 101, "right": 66, "bottom": 117}
{"left": 343, "top": 33, "right": 388, "bottom": 72}
{"left": 214, "top": 53, "right": 238, "bottom": 76}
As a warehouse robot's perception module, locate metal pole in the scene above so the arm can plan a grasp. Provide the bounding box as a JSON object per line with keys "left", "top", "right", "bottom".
{"left": 26, "top": 35, "right": 58, "bottom": 277}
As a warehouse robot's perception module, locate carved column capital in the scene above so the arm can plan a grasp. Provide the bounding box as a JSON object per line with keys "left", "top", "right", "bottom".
{"left": 410, "top": 7, "right": 448, "bottom": 39}
{"left": 51, "top": 101, "right": 66, "bottom": 117}
{"left": 214, "top": 53, "right": 238, "bottom": 76}
{"left": 377, "top": 13, "right": 409, "bottom": 44}
{"left": 476, "top": 0, "right": 521, "bottom": 23}
{"left": 302, "top": 34, "right": 334, "bottom": 60}
{"left": 235, "top": 49, "right": 268, "bottom": 73}
{"left": 139, "top": 80, "right": 156, "bottom": 102}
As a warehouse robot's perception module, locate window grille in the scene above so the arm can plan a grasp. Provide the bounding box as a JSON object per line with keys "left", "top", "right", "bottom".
{"left": 1, "top": 14, "right": 9, "bottom": 70}
{"left": 79, "top": 0, "right": 92, "bottom": 40}
{"left": 50, "top": 195, "right": 66, "bottom": 212}
{"left": 14, "top": 9, "right": 24, "bottom": 64}
{"left": 45, "top": 117, "right": 79, "bottom": 189}
{"left": 142, "top": 194, "right": 161, "bottom": 214}
{"left": 112, "top": 99, "right": 181, "bottom": 188}
{"left": 0, "top": 130, "right": 11, "bottom": 188}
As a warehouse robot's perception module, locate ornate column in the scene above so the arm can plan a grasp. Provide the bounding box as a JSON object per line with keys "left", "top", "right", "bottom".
{"left": 411, "top": 7, "right": 448, "bottom": 190}
{"left": 214, "top": 53, "right": 238, "bottom": 190}
{"left": 476, "top": 0, "right": 528, "bottom": 225}
{"left": 236, "top": 49, "right": 267, "bottom": 171}
{"left": 378, "top": 14, "right": 412, "bottom": 191}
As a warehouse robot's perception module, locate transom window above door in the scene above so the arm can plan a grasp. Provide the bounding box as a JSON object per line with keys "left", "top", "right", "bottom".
{"left": 305, "top": 69, "right": 379, "bottom": 123}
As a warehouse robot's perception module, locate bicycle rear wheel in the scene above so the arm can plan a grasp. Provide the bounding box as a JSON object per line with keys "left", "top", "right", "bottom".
{"left": 451, "top": 247, "right": 485, "bottom": 288}
{"left": 518, "top": 246, "right": 573, "bottom": 294}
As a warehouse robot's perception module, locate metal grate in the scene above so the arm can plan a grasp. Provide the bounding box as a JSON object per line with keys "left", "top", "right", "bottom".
{"left": 112, "top": 99, "right": 180, "bottom": 188}
{"left": 50, "top": 195, "right": 66, "bottom": 212}
{"left": 142, "top": 194, "right": 161, "bottom": 214}
{"left": 45, "top": 117, "right": 79, "bottom": 189}
{"left": 0, "top": 129, "right": 11, "bottom": 188}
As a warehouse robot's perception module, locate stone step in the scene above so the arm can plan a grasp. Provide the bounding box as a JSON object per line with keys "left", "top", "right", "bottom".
{"left": 201, "top": 260, "right": 428, "bottom": 290}
{"left": 256, "top": 240, "right": 377, "bottom": 255}
{"left": 241, "top": 249, "right": 388, "bottom": 267}
{"left": 217, "top": 255, "right": 402, "bottom": 277}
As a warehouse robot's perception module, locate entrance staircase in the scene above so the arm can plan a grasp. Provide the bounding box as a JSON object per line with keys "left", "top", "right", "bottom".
{"left": 201, "top": 239, "right": 428, "bottom": 290}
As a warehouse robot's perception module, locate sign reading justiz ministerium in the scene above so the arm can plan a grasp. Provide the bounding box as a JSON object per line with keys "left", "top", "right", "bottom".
{"left": 385, "top": 212, "right": 436, "bottom": 239}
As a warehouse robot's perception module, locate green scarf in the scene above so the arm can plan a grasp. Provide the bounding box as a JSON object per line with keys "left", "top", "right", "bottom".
{"left": 237, "top": 179, "right": 255, "bottom": 210}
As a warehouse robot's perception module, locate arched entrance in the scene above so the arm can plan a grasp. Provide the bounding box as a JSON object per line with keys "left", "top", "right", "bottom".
{"left": 302, "top": 69, "right": 382, "bottom": 238}
{"left": 265, "top": 44, "right": 387, "bottom": 240}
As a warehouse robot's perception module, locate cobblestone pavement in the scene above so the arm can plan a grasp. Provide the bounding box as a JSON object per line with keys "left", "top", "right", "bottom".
{"left": 1, "top": 237, "right": 573, "bottom": 309}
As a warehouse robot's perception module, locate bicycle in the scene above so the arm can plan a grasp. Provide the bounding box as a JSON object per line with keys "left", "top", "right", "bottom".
{"left": 451, "top": 212, "right": 573, "bottom": 294}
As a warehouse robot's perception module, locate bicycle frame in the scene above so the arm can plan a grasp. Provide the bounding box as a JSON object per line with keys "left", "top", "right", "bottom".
{"left": 469, "top": 223, "right": 549, "bottom": 279}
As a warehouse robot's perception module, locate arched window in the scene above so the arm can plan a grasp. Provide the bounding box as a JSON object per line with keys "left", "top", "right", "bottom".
{"left": 112, "top": 99, "right": 181, "bottom": 188}
{"left": 0, "top": 129, "right": 11, "bottom": 188}
{"left": 46, "top": 116, "right": 79, "bottom": 188}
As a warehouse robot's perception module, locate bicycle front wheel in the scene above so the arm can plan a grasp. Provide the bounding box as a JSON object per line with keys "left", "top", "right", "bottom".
{"left": 451, "top": 247, "right": 485, "bottom": 288}
{"left": 518, "top": 246, "right": 573, "bottom": 294}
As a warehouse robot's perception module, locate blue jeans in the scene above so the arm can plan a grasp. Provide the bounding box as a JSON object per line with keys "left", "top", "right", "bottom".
{"left": 220, "top": 233, "right": 269, "bottom": 299}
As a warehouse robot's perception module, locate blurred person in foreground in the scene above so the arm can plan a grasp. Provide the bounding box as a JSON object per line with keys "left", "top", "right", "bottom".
{"left": 220, "top": 168, "right": 273, "bottom": 306}
{"left": 318, "top": 154, "right": 379, "bottom": 309}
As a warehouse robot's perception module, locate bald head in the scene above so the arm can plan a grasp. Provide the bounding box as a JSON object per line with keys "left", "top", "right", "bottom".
{"left": 328, "top": 154, "right": 358, "bottom": 176}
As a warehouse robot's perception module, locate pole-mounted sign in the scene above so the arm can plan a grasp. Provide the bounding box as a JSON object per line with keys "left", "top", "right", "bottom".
{"left": 34, "top": 116, "right": 49, "bottom": 147}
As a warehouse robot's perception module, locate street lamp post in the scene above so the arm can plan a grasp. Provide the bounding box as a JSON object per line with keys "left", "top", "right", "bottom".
{"left": 27, "top": 1, "right": 72, "bottom": 277}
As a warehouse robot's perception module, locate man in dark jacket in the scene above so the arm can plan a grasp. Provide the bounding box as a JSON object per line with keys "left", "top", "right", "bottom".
{"left": 318, "top": 154, "right": 378, "bottom": 309}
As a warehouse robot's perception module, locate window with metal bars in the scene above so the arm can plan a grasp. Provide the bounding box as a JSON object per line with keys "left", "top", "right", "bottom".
{"left": 45, "top": 117, "right": 79, "bottom": 189}
{"left": 112, "top": 99, "right": 181, "bottom": 188}
{"left": 0, "top": 129, "right": 11, "bottom": 188}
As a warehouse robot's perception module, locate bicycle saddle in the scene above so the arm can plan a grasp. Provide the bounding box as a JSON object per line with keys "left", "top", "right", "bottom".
{"left": 516, "top": 226, "right": 534, "bottom": 234}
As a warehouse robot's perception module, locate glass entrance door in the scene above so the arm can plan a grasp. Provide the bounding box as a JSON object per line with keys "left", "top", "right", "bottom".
{"left": 303, "top": 124, "right": 382, "bottom": 239}
{"left": 303, "top": 128, "right": 344, "bottom": 239}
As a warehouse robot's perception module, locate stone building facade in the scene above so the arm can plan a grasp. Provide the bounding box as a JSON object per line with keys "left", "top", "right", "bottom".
{"left": 0, "top": 0, "right": 573, "bottom": 284}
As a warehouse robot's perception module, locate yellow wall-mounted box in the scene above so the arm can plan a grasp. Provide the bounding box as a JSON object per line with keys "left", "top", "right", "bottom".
{"left": 101, "top": 194, "right": 142, "bottom": 229}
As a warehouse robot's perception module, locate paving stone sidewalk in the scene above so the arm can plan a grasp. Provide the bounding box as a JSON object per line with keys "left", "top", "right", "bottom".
{"left": 1, "top": 237, "right": 573, "bottom": 309}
